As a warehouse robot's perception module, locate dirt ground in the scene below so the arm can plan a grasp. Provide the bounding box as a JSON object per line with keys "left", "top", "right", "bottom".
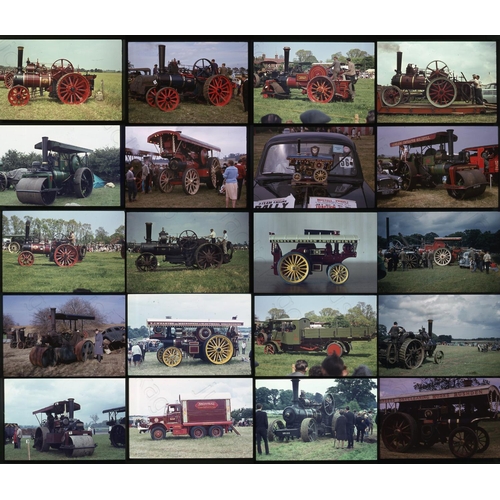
{"left": 3, "top": 329, "right": 126, "bottom": 377}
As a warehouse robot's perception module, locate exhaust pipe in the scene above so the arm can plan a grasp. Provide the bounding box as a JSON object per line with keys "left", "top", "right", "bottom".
{"left": 283, "top": 47, "right": 290, "bottom": 73}
{"left": 17, "top": 46, "right": 24, "bottom": 73}
{"left": 145, "top": 222, "right": 153, "bottom": 243}
{"left": 158, "top": 45, "right": 166, "bottom": 74}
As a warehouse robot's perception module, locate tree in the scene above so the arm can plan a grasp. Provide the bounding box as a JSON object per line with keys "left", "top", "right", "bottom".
{"left": 266, "top": 308, "right": 289, "bottom": 320}
{"left": 90, "top": 414, "right": 100, "bottom": 425}
{"left": 346, "top": 49, "right": 370, "bottom": 59}
{"left": 413, "top": 378, "right": 490, "bottom": 392}
{"left": 3, "top": 313, "right": 15, "bottom": 332}
{"left": 332, "top": 379, "right": 377, "bottom": 409}
{"left": 94, "top": 226, "right": 109, "bottom": 243}
{"left": 295, "top": 50, "right": 317, "bottom": 63}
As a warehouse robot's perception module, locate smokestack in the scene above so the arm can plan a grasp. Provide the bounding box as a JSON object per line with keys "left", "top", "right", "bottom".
{"left": 68, "top": 398, "right": 75, "bottom": 419}
{"left": 396, "top": 51, "right": 402, "bottom": 75}
{"left": 447, "top": 129, "right": 454, "bottom": 157}
{"left": 428, "top": 319, "right": 433, "bottom": 338}
{"left": 283, "top": 47, "right": 290, "bottom": 73}
{"left": 50, "top": 308, "right": 57, "bottom": 333}
{"left": 291, "top": 378, "right": 299, "bottom": 405}
{"left": 42, "top": 137, "right": 49, "bottom": 166}
{"left": 158, "top": 45, "right": 165, "bottom": 73}
{"left": 17, "top": 46, "right": 24, "bottom": 73}
{"left": 25, "top": 219, "right": 31, "bottom": 242}
{"left": 145, "top": 222, "right": 152, "bottom": 243}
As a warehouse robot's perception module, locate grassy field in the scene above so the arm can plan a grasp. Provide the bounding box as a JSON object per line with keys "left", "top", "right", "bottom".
{"left": 129, "top": 424, "right": 253, "bottom": 460}
{"left": 5, "top": 432, "right": 125, "bottom": 461}
{"left": 2, "top": 251, "right": 125, "bottom": 293}
{"left": 129, "top": 348, "right": 252, "bottom": 377}
{"left": 128, "top": 91, "right": 248, "bottom": 124}
{"left": 0, "top": 184, "right": 121, "bottom": 207}
{"left": 377, "top": 109, "right": 497, "bottom": 124}
{"left": 378, "top": 263, "right": 500, "bottom": 294}
{"left": 254, "top": 340, "right": 377, "bottom": 377}
{"left": 254, "top": 79, "right": 374, "bottom": 124}
{"left": 0, "top": 72, "right": 122, "bottom": 121}
{"left": 379, "top": 344, "right": 500, "bottom": 377}
{"left": 126, "top": 248, "right": 249, "bottom": 293}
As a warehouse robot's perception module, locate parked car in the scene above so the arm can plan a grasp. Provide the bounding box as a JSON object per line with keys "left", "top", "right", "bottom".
{"left": 254, "top": 131, "right": 375, "bottom": 209}
{"left": 459, "top": 250, "right": 481, "bottom": 268}
{"left": 482, "top": 82, "right": 497, "bottom": 104}
{"left": 377, "top": 162, "right": 402, "bottom": 196}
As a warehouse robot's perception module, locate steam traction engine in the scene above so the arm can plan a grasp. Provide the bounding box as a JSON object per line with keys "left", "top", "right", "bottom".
{"left": 135, "top": 222, "right": 233, "bottom": 272}
{"left": 129, "top": 44, "right": 233, "bottom": 112}
{"left": 7, "top": 46, "right": 96, "bottom": 106}
{"left": 15, "top": 136, "right": 94, "bottom": 206}
{"left": 380, "top": 384, "right": 500, "bottom": 458}
{"left": 147, "top": 318, "right": 243, "bottom": 366}
{"left": 388, "top": 129, "right": 487, "bottom": 199}
{"left": 261, "top": 47, "right": 354, "bottom": 103}
{"left": 270, "top": 229, "right": 358, "bottom": 285}
{"left": 103, "top": 406, "right": 126, "bottom": 448}
{"left": 378, "top": 319, "right": 444, "bottom": 369}
{"left": 32, "top": 398, "right": 97, "bottom": 457}
{"left": 380, "top": 52, "right": 475, "bottom": 108}
{"left": 17, "top": 220, "right": 87, "bottom": 267}
{"left": 29, "top": 307, "right": 95, "bottom": 368}
{"left": 268, "top": 378, "right": 335, "bottom": 442}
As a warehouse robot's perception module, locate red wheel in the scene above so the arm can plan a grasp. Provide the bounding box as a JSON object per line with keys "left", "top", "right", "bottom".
{"left": 307, "top": 76, "right": 335, "bottom": 103}
{"left": 308, "top": 65, "right": 328, "bottom": 78}
{"left": 57, "top": 73, "right": 91, "bottom": 104}
{"left": 158, "top": 169, "right": 174, "bottom": 193}
{"left": 53, "top": 244, "right": 78, "bottom": 267}
{"left": 4, "top": 71, "right": 14, "bottom": 89}
{"left": 326, "top": 341, "right": 343, "bottom": 357}
{"left": 426, "top": 77, "right": 457, "bottom": 108}
{"left": 381, "top": 86, "right": 403, "bottom": 107}
{"left": 203, "top": 75, "right": 233, "bottom": 106}
{"left": 51, "top": 58, "right": 74, "bottom": 80}
{"left": 146, "top": 87, "right": 158, "bottom": 107}
{"left": 8, "top": 85, "right": 30, "bottom": 106}
{"left": 155, "top": 87, "right": 180, "bottom": 111}
{"left": 18, "top": 251, "right": 34, "bottom": 266}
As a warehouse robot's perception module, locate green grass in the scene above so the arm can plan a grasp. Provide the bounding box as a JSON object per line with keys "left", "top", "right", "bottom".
{"left": 378, "top": 263, "right": 500, "bottom": 293}
{"left": 129, "top": 424, "right": 253, "bottom": 460}
{"left": 0, "top": 184, "right": 121, "bottom": 207}
{"left": 0, "top": 73, "right": 122, "bottom": 121}
{"left": 126, "top": 249, "right": 249, "bottom": 293}
{"left": 2, "top": 251, "right": 125, "bottom": 293}
{"left": 254, "top": 79, "right": 374, "bottom": 124}
{"left": 5, "top": 432, "right": 125, "bottom": 461}
{"left": 254, "top": 340, "right": 377, "bottom": 377}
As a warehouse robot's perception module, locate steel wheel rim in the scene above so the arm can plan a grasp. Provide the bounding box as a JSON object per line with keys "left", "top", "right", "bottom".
{"left": 196, "top": 244, "right": 223, "bottom": 269}
{"left": 8, "top": 86, "right": 30, "bottom": 106}
{"left": 278, "top": 253, "right": 309, "bottom": 284}
{"left": 53, "top": 244, "right": 78, "bottom": 267}
{"left": 327, "top": 264, "right": 349, "bottom": 284}
{"left": 434, "top": 248, "right": 451, "bottom": 266}
{"left": 182, "top": 168, "right": 200, "bottom": 195}
{"left": 381, "top": 86, "right": 402, "bottom": 107}
{"left": 159, "top": 170, "right": 174, "bottom": 193}
{"left": 156, "top": 87, "right": 180, "bottom": 111}
{"left": 204, "top": 335, "right": 233, "bottom": 364}
{"left": 449, "top": 427, "right": 478, "bottom": 458}
{"left": 146, "top": 87, "right": 158, "bottom": 107}
{"left": 135, "top": 253, "right": 157, "bottom": 271}
{"left": 162, "top": 346, "right": 182, "bottom": 367}
{"left": 205, "top": 75, "right": 232, "bottom": 106}
{"left": 18, "top": 251, "right": 34, "bottom": 266}
{"left": 382, "top": 413, "right": 417, "bottom": 452}
{"left": 307, "top": 76, "right": 334, "bottom": 103}
{"left": 426, "top": 77, "right": 457, "bottom": 107}
{"left": 57, "top": 73, "right": 91, "bottom": 104}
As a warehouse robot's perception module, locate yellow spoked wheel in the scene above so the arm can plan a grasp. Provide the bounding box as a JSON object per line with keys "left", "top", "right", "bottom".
{"left": 278, "top": 252, "right": 310, "bottom": 284}
{"left": 162, "top": 346, "right": 183, "bottom": 367}
{"left": 203, "top": 335, "right": 234, "bottom": 365}
{"left": 327, "top": 263, "right": 349, "bottom": 284}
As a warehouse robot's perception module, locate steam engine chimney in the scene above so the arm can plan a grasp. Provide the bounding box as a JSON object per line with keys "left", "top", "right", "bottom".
{"left": 283, "top": 47, "right": 290, "bottom": 73}
{"left": 396, "top": 51, "right": 402, "bottom": 75}
{"left": 428, "top": 319, "right": 433, "bottom": 338}
{"left": 145, "top": 222, "right": 153, "bottom": 243}
{"left": 158, "top": 45, "right": 166, "bottom": 74}
{"left": 17, "top": 46, "right": 24, "bottom": 73}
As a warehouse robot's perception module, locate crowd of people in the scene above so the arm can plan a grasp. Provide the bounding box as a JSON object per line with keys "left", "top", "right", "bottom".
{"left": 287, "top": 355, "right": 372, "bottom": 377}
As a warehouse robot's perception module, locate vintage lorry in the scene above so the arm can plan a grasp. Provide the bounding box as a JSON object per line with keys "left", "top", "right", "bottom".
{"left": 148, "top": 393, "right": 236, "bottom": 439}
{"left": 256, "top": 317, "right": 374, "bottom": 357}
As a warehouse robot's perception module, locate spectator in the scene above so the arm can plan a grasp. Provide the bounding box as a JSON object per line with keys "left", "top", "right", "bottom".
{"left": 321, "top": 353, "right": 348, "bottom": 376}
{"left": 289, "top": 359, "right": 308, "bottom": 376}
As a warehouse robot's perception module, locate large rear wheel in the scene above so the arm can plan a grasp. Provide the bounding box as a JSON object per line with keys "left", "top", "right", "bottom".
{"left": 381, "top": 412, "right": 418, "bottom": 453}
{"left": 277, "top": 252, "right": 309, "bottom": 284}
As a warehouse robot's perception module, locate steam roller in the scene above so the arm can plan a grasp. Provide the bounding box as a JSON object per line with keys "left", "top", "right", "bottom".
{"left": 15, "top": 177, "right": 57, "bottom": 205}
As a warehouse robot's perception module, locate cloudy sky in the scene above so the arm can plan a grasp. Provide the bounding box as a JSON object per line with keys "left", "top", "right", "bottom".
{"left": 254, "top": 295, "right": 376, "bottom": 321}
{"left": 126, "top": 211, "right": 249, "bottom": 245}
{"left": 126, "top": 126, "right": 246, "bottom": 160}
{"left": 4, "top": 210, "right": 125, "bottom": 236}
{"left": 379, "top": 295, "right": 500, "bottom": 340}
{"left": 378, "top": 211, "right": 499, "bottom": 239}
{"left": 377, "top": 40, "right": 496, "bottom": 85}
{"left": 128, "top": 41, "right": 248, "bottom": 71}
{"left": 377, "top": 126, "right": 498, "bottom": 158}
{"left": 129, "top": 378, "right": 253, "bottom": 416}
{"left": 0, "top": 39, "right": 122, "bottom": 71}
{"left": 0, "top": 125, "right": 120, "bottom": 157}
{"left": 380, "top": 378, "right": 500, "bottom": 399}
{"left": 253, "top": 41, "right": 374, "bottom": 64}
{"left": 4, "top": 378, "right": 126, "bottom": 426}
{"left": 128, "top": 293, "right": 251, "bottom": 329}
{"left": 3, "top": 294, "right": 125, "bottom": 327}
{"left": 256, "top": 378, "right": 378, "bottom": 396}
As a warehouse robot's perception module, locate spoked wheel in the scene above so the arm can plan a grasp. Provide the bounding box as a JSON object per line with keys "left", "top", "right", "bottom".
{"left": 146, "top": 87, "right": 158, "bottom": 107}
{"left": 474, "top": 426, "right": 490, "bottom": 453}
{"left": 278, "top": 252, "right": 310, "bottom": 284}
{"left": 8, "top": 85, "right": 30, "bottom": 106}
{"left": 162, "top": 346, "right": 183, "bottom": 367}
{"left": 268, "top": 419, "right": 285, "bottom": 442}
{"left": 433, "top": 350, "right": 444, "bottom": 364}
{"left": 74, "top": 167, "right": 94, "bottom": 198}
{"left": 155, "top": 87, "right": 180, "bottom": 111}
{"left": 448, "top": 426, "right": 479, "bottom": 458}
{"left": 323, "top": 394, "right": 335, "bottom": 416}
{"left": 406, "top": 253, "right": 420, "bottom": 269}
{"left": 9, "top": 241, "right": 21, "bottom": 253}
{"left": 203, "top": 334, "right": 234, "bottom": 365}
{"left": 75, "top": 339, "right": 94, "bottom": 361}
{"left": 18, "top": 251, "right": 35, "bottom": 266}
{"left": 182, "top": 168, "right": 200, "bottom": 195}
{"left": 195, "top": 243, "right": 223, "bottom": 269}
{"left": 306, "top": 76, "right": 335, "bottom": 103}
{"left": 0, "top": 172, "right": 8, "bottom": 191}
{"left": 264, "top": 342, "right": 279, "bottom": 355}
{"left": 425, "top": 60, "right": 450, "bottom": 80}
{"left": 4, "top": 71, "right": 14, "bottom": 89}
{"left": 256, "top": 333, "right": 266, "bottom": 345}
{"left": 51, "top": 58, "right": 74, "bottom": 80}
{"left": 203, "top": 75, "right": 233, "bottom": 106}
{"left": 426, "top": 77, "right": 457, "bottom": 108}
{"left": 400, "top": 162, "right": 418, "bottom": 191}
{"left": 193, "top": 58, "right": 213, "bottom": 83}
{"left": 177, "top": 230, "right": 198, "bottom": 251}
{"left": 313, "top": 169, "right": 328, "bottom": 183}
{"left": 381, "top": 412, "right": 418, "bottom": 453}
{"left": 381, "top": 86, "right": 403, "bottom": 107}
{"left": 206, "top": 157, "right": 220, "bottom": 189}
{"left": 156, "top": 347, "right": 165, "bottom": 363}
{"left": 327, "top": 263, "right": 349, "bottom": 285}
{"left": 53, "top": 244, "right": 79, "bottom": 267}
{"left": 434, "top": 247, "right": 452, "bottom": 266}
{"left": 57, "top": 73, "right": 91, "bottom": 104}
{"left": 158, "top": 169, "right": 174, "bottom": 193}
{"left": 399, "top": 338, "right": 425, "bottom": 369}
{"left": 300, "top": 418, "right": 318, "bottom": 442}
{"left": 385, "top": 343, "right": 399, "bottom": 366}
{"left": 135, "top": 252, "right": 158, "bottom": 272}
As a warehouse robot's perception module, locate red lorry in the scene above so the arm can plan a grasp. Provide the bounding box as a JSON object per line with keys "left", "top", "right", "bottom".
{"left": 148, "top": 393, "right": 234, "bottom": 439}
